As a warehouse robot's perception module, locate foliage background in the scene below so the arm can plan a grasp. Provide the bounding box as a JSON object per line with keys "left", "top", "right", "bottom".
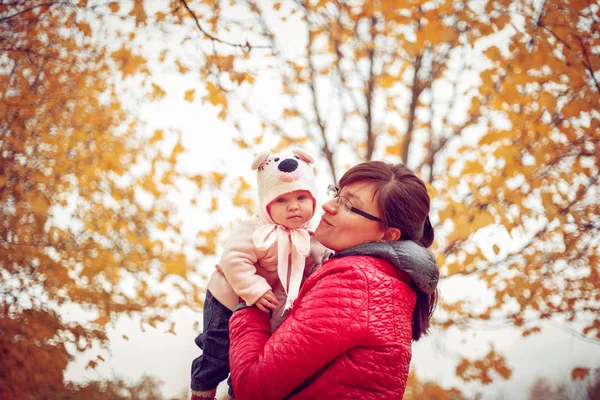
{"left": 1, "top": 0, "right": 599, "bottom": 398}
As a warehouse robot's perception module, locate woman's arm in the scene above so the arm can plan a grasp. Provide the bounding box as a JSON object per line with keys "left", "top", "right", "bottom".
{"left": 229, "top": 264, "right": 369, "bottom": 400}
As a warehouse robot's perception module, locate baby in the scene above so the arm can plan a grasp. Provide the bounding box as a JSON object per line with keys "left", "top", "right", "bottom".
{"left": 190, "top": 147, "right": 330, "bottom": 400}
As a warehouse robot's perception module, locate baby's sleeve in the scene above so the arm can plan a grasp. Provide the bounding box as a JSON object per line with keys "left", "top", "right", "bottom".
{"left": 219, "top": 219, "right": 272, "bottom": 306}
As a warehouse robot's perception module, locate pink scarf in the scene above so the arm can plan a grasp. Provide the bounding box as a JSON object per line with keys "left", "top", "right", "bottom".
{"left": 252, "top": 224, "right": 311, "bottom": 312}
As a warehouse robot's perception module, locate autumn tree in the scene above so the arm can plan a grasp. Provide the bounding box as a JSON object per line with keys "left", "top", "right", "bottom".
{"left": 59, "top": 374, "right": 166, "bottom": 400}
{"left": 144, "top": 0, "right": 598, "bottom": 387}
{"left": 3, "top": 0, "right": 598, "bottom": 396}
{"left": 404, "top": 369, "right": 464, "bottom": 400}
{"left": 435, "top": 0, "right": 599, "bottom": 379}
{"left": 0, "top": 1, "right": 207, "bottom": 397}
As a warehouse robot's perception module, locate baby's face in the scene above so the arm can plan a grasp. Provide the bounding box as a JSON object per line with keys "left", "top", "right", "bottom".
{"left": 267, "top": 190, "right": 314, "bottom": 229}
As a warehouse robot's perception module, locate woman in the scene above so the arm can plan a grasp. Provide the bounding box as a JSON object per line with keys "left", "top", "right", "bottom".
{"left": 228, "top": 161, "right": 439, "bottom": 399}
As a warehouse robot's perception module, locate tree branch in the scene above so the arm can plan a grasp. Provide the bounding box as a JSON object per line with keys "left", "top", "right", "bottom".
{"left": 365, "top": 15, "right": 377, "bottom": 161}
{"left": 401, "top": 53, "right": 423, "bottom": 165}
{"left": 178, "top": 0, "right": 269, "bottom": 51}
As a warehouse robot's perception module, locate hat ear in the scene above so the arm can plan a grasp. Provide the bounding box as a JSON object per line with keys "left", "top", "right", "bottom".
{"left": 251, "top": 149, "right": 271, "bottom": 170}
{"left": 292, "top": 147, "right": 314, "bottom": 164}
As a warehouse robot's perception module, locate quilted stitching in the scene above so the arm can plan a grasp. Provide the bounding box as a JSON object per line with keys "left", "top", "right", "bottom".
{"left": 229, "top": 255, "right": 417, "bottom": 400}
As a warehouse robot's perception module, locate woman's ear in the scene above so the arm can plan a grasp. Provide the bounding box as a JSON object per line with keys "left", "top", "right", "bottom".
{"left": 383, "top": 227, "right": 401, "bottom": 242}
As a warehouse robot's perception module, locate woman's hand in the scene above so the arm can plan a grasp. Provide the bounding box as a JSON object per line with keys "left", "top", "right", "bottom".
{"left": 255, "top": 289, "right": 278, "bottom": 312}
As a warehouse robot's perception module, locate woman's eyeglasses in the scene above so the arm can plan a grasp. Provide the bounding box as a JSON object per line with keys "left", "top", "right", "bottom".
{"left": 327, "top": 184, "right": 382, "bottom": 222}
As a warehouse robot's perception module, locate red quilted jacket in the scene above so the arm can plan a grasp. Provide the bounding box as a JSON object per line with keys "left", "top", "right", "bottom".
{"left": 229, "top": 254, "right": 418, "bottom": 399}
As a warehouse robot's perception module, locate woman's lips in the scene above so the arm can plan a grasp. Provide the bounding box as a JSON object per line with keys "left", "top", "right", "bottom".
{"left": 321, "top": 217, "right": 333, "bottom": 226}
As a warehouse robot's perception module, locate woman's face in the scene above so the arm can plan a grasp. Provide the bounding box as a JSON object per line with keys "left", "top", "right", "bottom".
{"left": 315, "top": 181, "right": 389, "bottom": 252}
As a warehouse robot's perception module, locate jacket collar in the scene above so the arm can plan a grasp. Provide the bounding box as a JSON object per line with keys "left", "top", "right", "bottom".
{"left": 331, "top": 241, "right": 439, "bottom": 295}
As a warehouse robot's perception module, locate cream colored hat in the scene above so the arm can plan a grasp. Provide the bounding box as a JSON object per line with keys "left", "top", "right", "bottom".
{"left": 251, "top": 147, "right": 317, "bottom": 223}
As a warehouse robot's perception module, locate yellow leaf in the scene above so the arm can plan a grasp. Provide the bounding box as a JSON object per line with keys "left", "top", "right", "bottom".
{"left": 379, "top": 73, "right": 396, "bottom": 88}
{"left": 484, "top": 46, "right": 502, "bottom": 62}
{"left": 169, "top": 141, "right": 184, "bottom": 163}
{"left": 471, "top": 211, "right": 495, "bottom": 230}
{"left": 283, "top": 108, "right": 301, "bottom": 118}
{"left": 94, "top": 315, "right": 109, "bottom": 326}
{"left": 385, "top": 142, "right": 402, "bottom": 156}
{"left": 184, "top": 89, "right": 195, "bottom": 102}
{"left": 463, "top": 160, "right": 483, "bottom": 174}
{"left": 209, "top": 172, "right": 225, "bottom": 187}
{"left": 492, "top": 13, "right": 511, "bottom": 31}
{"left": 233, "top": 138, "right": 248, "bottom": 149}
{"left": 190, "top": 174, "right": 204, "bottom": 188}
{"left": 130, "top": 0, "right": 147, "bottom": 27}
{"left": 253, "top": 134, "right": 264, "bottom": 145}
{"left": 493, "top": 244, "right": 500, "bottom": 255}
{"left": 210, "top": 197, "right": 218, "bottom": 212}
{"left": 164, "top": 254, "right": 187, "bottom": 277}
{"left": 151, "top": 83, "right": 166, "bottom": 100}
{"left": 110, "top": 46, "right": 148, "bottom": 78}
{"left": 155, "top": 11, "right": 167, "bottom": 22}
{"left": 79, "top": 22, "right": 92, "bottom": 37}
{"left": 197, "top": 229, "right": 220, "bottom": 255}
{"left": 31, "top": 197, "right": 49, "bottom": 215}
{"left": 219, "top": 55, "right": 235, "bottom": 72}
{"left": 203, "top": 82, "right": 228, "bottom": 109}
{"left": 445, "top": 261, "right": 462, "bottom": 276}
{"left": 539, "top": 92, "right": 556, "bottom": 110}
{"left": 403, "top": 41, "right": 419, "bottom": 58}
{"left": 436, "top": 253, "right": 446, "bottom": 268}
{"left": 175, "top": 60, "right": 189, "bottom": 74}
{"left": 150, "top": 129, "right": 163, "bottom": 143}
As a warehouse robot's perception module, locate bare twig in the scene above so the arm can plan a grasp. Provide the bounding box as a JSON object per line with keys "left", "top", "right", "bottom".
{"left": 178, "top": 0, "right": 269, "bottom": 51}
{"left": 401, "top": 53, "right": 423, "bottom": 164}
{"left": 365, "top": 15, "right": 376, "bottom": 161}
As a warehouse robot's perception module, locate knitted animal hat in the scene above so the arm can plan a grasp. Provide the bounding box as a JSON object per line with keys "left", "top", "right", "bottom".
{"left": 251, "top": 147, "right": 317, "bottom": 224}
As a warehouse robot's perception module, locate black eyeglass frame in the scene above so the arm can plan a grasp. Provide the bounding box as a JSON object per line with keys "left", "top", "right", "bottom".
{"left": 327, "top": 184, "right": 382, "bottom": 222}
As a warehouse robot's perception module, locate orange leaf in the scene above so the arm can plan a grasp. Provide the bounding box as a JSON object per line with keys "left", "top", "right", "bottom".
{"left": 184, "top": 89, "right": 195, "bottom": 102}
{"left": 571, "top": 367, "right": 589, "bottom": 381}
{"left": 164, "top": 254, "right": 188, "bottom": 277}
{"left": 151, "top": 83, "right": 166, "bottom": 100}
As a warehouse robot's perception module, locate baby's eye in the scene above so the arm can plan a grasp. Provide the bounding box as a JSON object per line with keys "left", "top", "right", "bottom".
{"left": 274, "top": 157, "right": 280, "bottom": 162}
{"left": 298, "top": 195, "right": 307, "bottom": 200}
{"left": 276, "top": 198, "right": 286, "bottom": 203}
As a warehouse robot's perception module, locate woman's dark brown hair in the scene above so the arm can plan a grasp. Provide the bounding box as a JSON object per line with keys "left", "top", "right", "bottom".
{"left": 338, "top": 161, "right": 437, "bottom": 341}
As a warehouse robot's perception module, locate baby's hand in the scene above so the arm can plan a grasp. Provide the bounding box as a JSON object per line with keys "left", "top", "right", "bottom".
{"left": 255, "top": 290, "right": 278, "bottom": 313}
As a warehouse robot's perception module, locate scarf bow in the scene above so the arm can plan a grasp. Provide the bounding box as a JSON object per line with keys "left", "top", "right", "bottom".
{"left": 252, "top": 223, "right": 311, "bottom": 312}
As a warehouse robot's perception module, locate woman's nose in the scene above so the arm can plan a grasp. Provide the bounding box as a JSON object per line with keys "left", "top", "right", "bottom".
{"left": 322, "top": 199, "right": 337, "bottom": 214}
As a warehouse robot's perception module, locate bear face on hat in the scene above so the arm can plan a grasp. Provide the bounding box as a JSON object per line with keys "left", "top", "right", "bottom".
{"left": 251, "top": 147, "right": 317, "bottom": 224}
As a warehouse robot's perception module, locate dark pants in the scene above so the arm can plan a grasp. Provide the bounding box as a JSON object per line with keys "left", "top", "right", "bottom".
{"left": 191, "top": 290, "right": 234, "bottom": 396}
